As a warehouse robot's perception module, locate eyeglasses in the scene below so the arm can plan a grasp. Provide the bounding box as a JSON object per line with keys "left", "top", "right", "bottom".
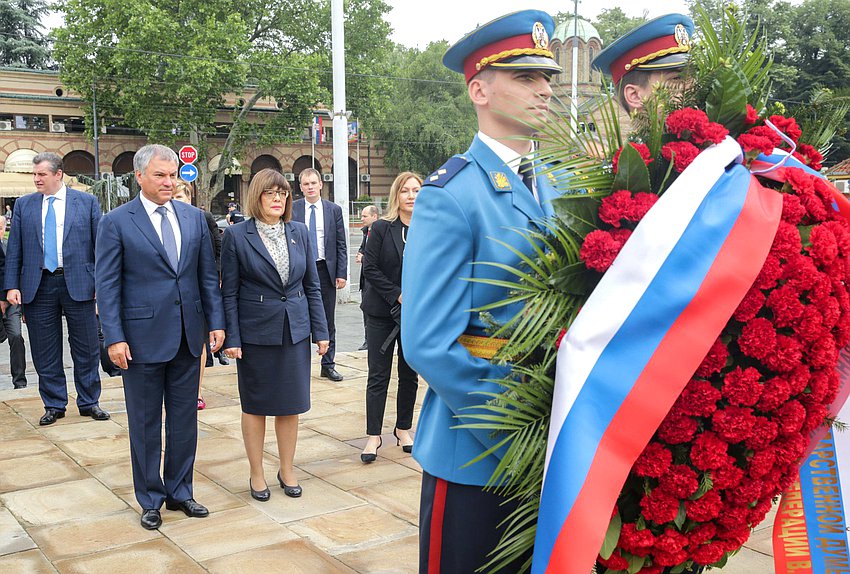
{"left": 262, "top": 189, "right": 289, "bottom": 199}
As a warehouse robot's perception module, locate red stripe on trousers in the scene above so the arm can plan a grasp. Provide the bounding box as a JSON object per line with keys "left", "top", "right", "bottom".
{"left": 545, "top": 178, "right": 782, "bottom": 572}
{"left": 428, "top": 478, "right": 448, "bottom": 574}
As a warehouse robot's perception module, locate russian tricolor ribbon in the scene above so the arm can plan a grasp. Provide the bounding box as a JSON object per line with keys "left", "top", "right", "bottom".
{"left": 533, "top": 137, "right": 784, "bottom": 573}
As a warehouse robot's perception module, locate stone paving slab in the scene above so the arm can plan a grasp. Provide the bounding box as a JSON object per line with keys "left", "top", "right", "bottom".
{"left": 0, "top": 348, "right": 779, "bottom": 573}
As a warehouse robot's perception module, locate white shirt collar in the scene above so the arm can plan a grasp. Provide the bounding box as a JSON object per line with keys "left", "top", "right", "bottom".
{"left": 477, "top": 131, "right": 534, "bottom": 174}
{"left": 139, "top": 193, "right": 174, "bottom": 216}
{"left": 43, "top": 184, "right": 67, "bottom": 202}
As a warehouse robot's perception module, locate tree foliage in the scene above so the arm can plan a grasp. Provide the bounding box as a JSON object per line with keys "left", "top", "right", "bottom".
{"left": 369, "top": 41, "right": 475, "bottom": 178}
{"left": 591, "top": 8, "right": 648, "bottom": 46}
{"left": 0, "top": 0, "right": 52, "bottom": 68}
{"left": 52, "top": 0, "right": 392, "bottom": 208}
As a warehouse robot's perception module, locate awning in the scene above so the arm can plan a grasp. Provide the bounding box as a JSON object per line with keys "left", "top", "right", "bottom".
{"left": 3, "top": 148, "right": 38, "bottom": 173}
{"left": 0, "top": 173, "right": 90, "bottom": 198}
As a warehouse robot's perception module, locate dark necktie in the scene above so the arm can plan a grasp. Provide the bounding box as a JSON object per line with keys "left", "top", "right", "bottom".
{"left": 309, "top": 204, "right": 319, "bottom": 261}
{"left": 520, "top": 159, "right": 534, "bottom": 193}
{"left": 155, "top": 205, "right": 178, "bottom": 270}
{"left": 44, "top": 196, "right": 58, "bottom": 272}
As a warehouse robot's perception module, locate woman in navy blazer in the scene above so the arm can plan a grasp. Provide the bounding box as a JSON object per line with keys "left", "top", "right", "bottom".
{"left": 359, "top": 172, "right": 421, "bottom": 462}
{"left": 221, "top": 169, "right": 329, "bottom": 501}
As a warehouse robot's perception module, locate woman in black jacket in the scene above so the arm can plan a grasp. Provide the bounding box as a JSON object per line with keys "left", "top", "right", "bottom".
{"left": 360, "top": 171, "right": 422, "bottom": 462}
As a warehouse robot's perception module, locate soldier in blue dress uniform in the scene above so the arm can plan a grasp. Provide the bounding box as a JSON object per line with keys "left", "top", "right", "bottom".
{"left": 400, "top": 10, "right": 563, "bottom": 573}
{"left": 591, "top": 13, "right": 695, "bottom": 112}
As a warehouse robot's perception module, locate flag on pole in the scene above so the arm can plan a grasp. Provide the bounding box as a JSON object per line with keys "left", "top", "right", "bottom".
{"left": 313, "top": 116, "right": 323, "bottom": 145}
{"left": 348, "top": 120, "right": 359, "bottom": 143}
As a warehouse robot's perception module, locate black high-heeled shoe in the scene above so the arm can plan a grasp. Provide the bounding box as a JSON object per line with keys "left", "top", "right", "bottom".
{"left": 393, "top": 428, "right": 414, "bottom": 453}
{"left": 360, "top": 436, "right": 382, "bottom": 463}
{"left": 276, "top": 471, "right": 302, "bottom": 498}
{"left": 249, "top": 478, "right": 270, "bottom": 502}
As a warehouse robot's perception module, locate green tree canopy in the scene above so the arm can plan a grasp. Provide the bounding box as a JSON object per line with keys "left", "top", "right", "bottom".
{"left": 591, "top": 8, "right": 648, "bottom": 46}
{"left": 0, "top": 0, "right": 52, "bottom": 68}
{"left": 369, "top": 41, "right": 475, "bottom": 178}
{"left": 52, "top": 0, "right": 392, "bottom": 208}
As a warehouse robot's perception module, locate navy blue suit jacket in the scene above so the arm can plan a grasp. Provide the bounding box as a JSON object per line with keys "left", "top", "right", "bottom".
{"left": 220, "top": 219, "right": 328, "bottom": 348}
{"left": 95, "top": 196, "right": 224, "bottom": 363}
{"left": 292, "top": 198, "right": 347, "bottom": 284}
{"left": 4, "top": 188, "right": 100, "bottom": 304}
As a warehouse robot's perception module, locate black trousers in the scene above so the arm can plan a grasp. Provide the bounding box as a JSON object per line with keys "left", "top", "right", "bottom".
{"left": 364, "top": 313, "right": 418, "bottom": 436}
{"left": 419, "top": 471, "right": 530, "bottom": 574}
{"left": 2, "top": 304, "right": 26, "bottom": 386}
{"left": 316, "top": 260, "right": 336, "bottom": 368}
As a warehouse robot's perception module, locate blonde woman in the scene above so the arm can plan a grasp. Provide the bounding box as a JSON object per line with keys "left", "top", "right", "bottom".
{"left": 359, "top": 172, "right": 421, "bottom": 462}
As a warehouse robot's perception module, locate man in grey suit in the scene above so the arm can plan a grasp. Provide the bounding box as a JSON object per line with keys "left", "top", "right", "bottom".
{"left": 292, "top": 168, "right": 347, "bottom": 381}
{"left": 5, "top": 152, "right": 107, "bottom": 425}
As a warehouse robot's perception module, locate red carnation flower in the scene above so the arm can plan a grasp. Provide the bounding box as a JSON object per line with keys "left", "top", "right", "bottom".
{"left": 747, "top": 125, "right": 783, "bottom": 149}
{"left": 599, "top": 190, "right": 635, "bottom": 228}
{"left": 612, "top": 142, "right": 653, "bottom": 172}
{"left": 810, "top": 224, "right": 840, "bottom": 266}
{"left": 580, "top": 230, "right": 622, "bottom": 272}
{"left": 716, "top": 504, "right": 750, "bottom": 530}
{"left": 676, "top": 379, "right": 721, "bottom": 417}
{"left": 597, "top": 551, "right": 630, "bottom": 570}
{"left": 768, "top": 115, "right": 803, "bottom": 143}
{"left": 794, "top": 143, "right": 823, "bottom": 171}
{"left": 631, "top": 192, "right": 659, "bottom": 221}
{"left": 745, "top": 104, "right": 759, "bottom": 125}
{"left": 775, "top": 400, "right": 807, "bottom": 436}
{"left": 733, "top": 287, "right": 766, "bottom": 323}
{"left": 619, "top": 522, "right": 656, "bottom": 557}
{"left": 662, "top": 141, "right": 700, "bottom": 172}
{"left": 745, "top": 417, "right": 779, "bottom": 450}
{"left": 665, "top": 108, "right": 711, "bottom": 140}
{"left": 737, "top": 133, "right": 776, "bottom": 155}
{"left": 765, "top": 285, "right": 805, "bottom": 328}
{"left": 770, "top": 222, "right": 803, "bottom": 261}
{"left": 712, "top": 406, "right": 757, "bottom": 443}
{"left": 658, "top": 413, "right": 698, "bottom": 444}
{"left": 555, "top": 328, "right": 567, "bottom": 349}
{"left": 640, "top": 490, "right": 681, "bottom": 524}
{"left": 688, "top": 523, "right": 717, "bottom": 546}
{"left": 634, "top": 442, "right": 673, "bottom": 478}
{"left": 712, "top": 462, "right": 745, "bottom": 489}
{"left": 753, "top": 254, "right": 782, "bottom": 290}
{"left": 738, "top": 317, "right": 777, "bottom": 361}
{"left": 692, "top": 542, "right": 727, "bottom": 566}
{"left": 696, "top": 338, "right": 729, "bottom": 377}
{"left": 721, "top": 367, "right": 762, "bottom": 407}
{"left": 781, "top": 193, "right": 807, "bottom": 225}
{"left": 728, "top": 478, "right": 763, "bottom": 506}
{"left": 747, "top": 448, "right": 776, "bottom": 478}
{"left": 658, "top": 465, "right": 699, "bottom": 498}
{"left": 685, "top": 489, "right": 723, "bottom": 522}
{"left": 757, "top": 375, "right": 793, "bottom": 412}
{"left": 764, "top": 334, "right": 803, "bottom": 373}
{"left": 690, "top": 431, "right": 730, "bottom": 470}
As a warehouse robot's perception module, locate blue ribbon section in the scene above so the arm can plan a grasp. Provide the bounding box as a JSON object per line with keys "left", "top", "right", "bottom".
{"left": 798, "top": 431, "right": 850, "bottom": 573}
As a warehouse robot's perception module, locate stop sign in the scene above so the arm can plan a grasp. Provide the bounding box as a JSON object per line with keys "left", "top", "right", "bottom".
{"left": 178, "top": 145, "right": 198, "bottom": 164}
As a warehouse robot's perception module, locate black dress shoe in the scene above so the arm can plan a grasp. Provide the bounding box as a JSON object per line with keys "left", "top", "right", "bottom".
{"left": 393, "top": 428, "right": 414, "bottom": 454}
{"left": 79, "top": 405, "right": 111, "bottom": 420}
{"left": 39, "top": 409, "right": 65, "bottom": 426}
{"left": 357, "top": 341, "right": 368, "bottom": 351}
{"left": 140, "top": 509, "right": 162, "bottom": 530}
{"left": 216, "top": 352, "right": 230, "bottom": 366}
{"left": 165, "top": 498, "right": 209, "bottom": 517}
{"left": 320, "top": 366, "right": 344, "bottom": 381}
{"left": 276, "top": 472, "right": 302, "bottom": 498}
{"left": 249, "top": 478, "right": 271, "bottom": 502}
{"left": 360, "top": 436, "right": 382, "bottom": 463}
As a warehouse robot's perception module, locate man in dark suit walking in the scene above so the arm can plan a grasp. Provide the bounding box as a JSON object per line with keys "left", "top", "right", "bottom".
{"left": 292, "top": 168, "right": 347, "bottom": 381}
{"left": 356, "top": 205, "right": 379, "bottom": 351}
{"left": 4, "top": 152, "right": 107, "bottom": 424}
{"left": 95, "top": 144, "right": 225, "bottom": 531}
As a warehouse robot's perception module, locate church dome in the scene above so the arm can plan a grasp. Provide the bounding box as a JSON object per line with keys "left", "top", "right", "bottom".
{"left": 552, "top": 18, "right": 602, "bottom": 45}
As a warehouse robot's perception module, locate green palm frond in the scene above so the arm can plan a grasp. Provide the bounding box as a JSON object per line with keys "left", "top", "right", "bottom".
{"left": 465, "top": 219, "right": 590, "bottom": 363}
{"left": 789, "top": 87, "right": 850, "bottom": 155}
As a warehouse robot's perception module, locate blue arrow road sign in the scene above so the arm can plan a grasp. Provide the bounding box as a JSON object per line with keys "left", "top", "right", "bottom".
{"left": 180, "top": 163, "right": 198, "bottom": 183}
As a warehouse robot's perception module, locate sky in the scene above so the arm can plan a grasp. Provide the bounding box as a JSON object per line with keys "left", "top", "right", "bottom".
{"left": 385, "top": 1, "right": 689, "bottom": 48}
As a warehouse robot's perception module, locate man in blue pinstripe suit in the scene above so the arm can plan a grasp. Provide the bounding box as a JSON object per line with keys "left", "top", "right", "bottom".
{"left": 4, "top": 152, "right": 108, "bottom": 426}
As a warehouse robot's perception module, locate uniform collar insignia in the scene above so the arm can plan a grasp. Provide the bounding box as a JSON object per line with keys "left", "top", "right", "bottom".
{"left": 490, "top": 171, "right": 512, "bottom": 190}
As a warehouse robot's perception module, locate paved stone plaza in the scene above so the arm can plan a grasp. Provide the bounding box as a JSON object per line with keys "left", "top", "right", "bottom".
{"left": 0, "top": 301, "right": 778, "bottom": 573}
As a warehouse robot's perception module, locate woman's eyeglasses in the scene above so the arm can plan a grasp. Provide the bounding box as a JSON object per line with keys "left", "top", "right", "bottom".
{"left": 262, "top": 189, "right": 289, "bottom": 199}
